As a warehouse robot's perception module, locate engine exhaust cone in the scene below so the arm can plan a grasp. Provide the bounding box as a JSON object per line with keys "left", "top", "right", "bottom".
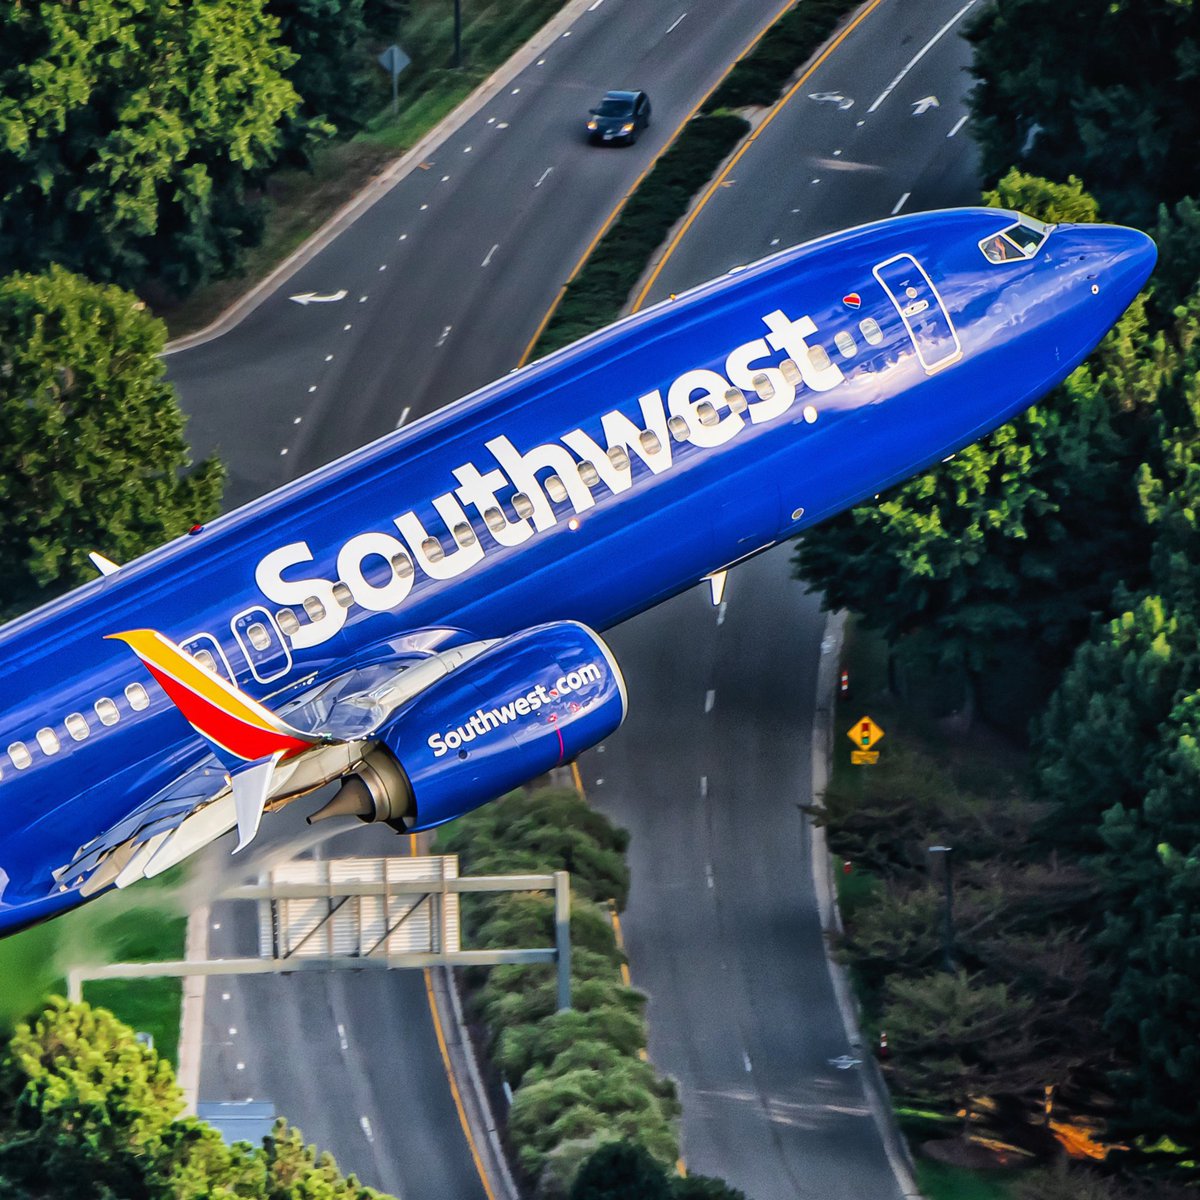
{"left": 307, "top": 777, "right": 374, "bottom": 824}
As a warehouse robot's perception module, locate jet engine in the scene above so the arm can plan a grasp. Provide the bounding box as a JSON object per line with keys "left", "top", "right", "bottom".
{"left": 309, "top": 621, "right": 626, "bottom": 831}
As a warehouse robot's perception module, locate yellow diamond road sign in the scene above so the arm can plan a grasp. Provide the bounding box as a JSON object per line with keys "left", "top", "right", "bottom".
{"left": 847, "top": 715, "right": 884, "bottom": 751}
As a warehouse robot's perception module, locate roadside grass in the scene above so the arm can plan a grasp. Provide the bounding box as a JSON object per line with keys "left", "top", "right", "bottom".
{"left": 915, "top": 1159, "right": 1020, "bottom": 1200}
{"left": 157, "top": 0, "right": 568, "bottom": 338}
{"left": 0, "top": 872, "right": 188, "bottom": 1066}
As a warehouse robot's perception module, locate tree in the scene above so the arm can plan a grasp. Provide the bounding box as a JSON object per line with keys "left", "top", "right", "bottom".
{"left": 983, "top": 170, "right": 1101, "bottom": 226}
{"left": 966, "top": 0, "right": 1200, "bottom": 226}
{"left": 0, "top": 267, "right": 223, "bottom": 615}
{"left": 0, "top": 998, "right": 184, "bottom": 1197}
{"left": 0, "top": 0, "right": 300, "bottom": 293}
{"left": 672, "top": 1178, "right": 749, "bottom": 1200}
{"left": 569, "top": 1140, "right": 671, "bottom": 1200}
{"left": 881, "top": 971, "right": 1039, "bottom": 1125}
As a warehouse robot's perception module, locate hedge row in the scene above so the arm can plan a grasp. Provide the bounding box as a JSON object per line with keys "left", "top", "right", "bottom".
{"left": 532, "top": 0, "right": 863, "bottom": 359}
{"left": 436, "top": 789, "right": 679, "bottom": 1199}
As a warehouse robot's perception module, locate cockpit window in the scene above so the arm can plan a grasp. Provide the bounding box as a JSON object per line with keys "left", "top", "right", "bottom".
{"left": 979, "top": 214, "right": 1055, "bottom": 264}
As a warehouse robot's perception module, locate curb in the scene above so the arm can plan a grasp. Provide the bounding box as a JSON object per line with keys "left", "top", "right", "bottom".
{"left": 809, "top": 609, "right": 924, "bottom": 1199}
{"left": 164, "top": 0, "right": 601, "bottom": 357}
{"left": 176, "top": 902, "right": 210, "bottom": 1114}
{"left": 431, "top": 966, "right": 522, "bottom": 1200}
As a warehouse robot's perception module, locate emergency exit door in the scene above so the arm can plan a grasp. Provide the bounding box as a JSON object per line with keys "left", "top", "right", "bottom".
{"left": 873, "top": 254, "right": 962, "bottom": 374}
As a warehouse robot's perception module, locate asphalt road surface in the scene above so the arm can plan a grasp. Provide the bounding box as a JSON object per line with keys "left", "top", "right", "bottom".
{"left": 176, "top": 0, "right": 981, "bottom": 1195}
{"left": 169, "top": 0, "right": 797, "bottom": 510}
{"left": 582, "top": 0, "right": 981, "bottom": 1195}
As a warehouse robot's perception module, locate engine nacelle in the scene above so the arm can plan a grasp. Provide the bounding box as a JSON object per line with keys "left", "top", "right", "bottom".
{"left": 310, "top": 621, "right": 626, "bottom": 831}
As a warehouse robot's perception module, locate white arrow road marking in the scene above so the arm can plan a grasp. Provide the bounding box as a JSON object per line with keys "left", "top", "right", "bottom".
{"left": 289, "top": 289, "right": 347, "bottom": 305}
{"left": 867, "top": 0, "right": 976, "bottom": 113}
{"left": 912, "top": 95, "right": 940, "bottom": 115}
{"left": 436, "top": 325, "right": 452, "bottom": 347}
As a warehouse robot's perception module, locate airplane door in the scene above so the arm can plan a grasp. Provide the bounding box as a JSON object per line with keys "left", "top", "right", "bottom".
{"left": 231, "top": 606, "right": 292, "bottom": 684}
{"left": 873, "top": 254, "right": 962, "bottom": 375}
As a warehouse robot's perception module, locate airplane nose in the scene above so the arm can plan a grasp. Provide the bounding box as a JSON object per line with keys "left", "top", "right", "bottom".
{"left": 1083, "top": 223, "right": 1157, "bottom": 307}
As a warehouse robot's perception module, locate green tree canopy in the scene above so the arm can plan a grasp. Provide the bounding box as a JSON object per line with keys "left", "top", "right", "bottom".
{"left": 0, "top": 267, "right": 223, "bottom": 615}
{"left": 0, "top": 0, "right": 299, "bottom": 292}
{"left": 966, "top": 0, "right": 1200, "bottom": 226}
{"left": 569, "top": 1139, "right": 671, "bottom": 1200}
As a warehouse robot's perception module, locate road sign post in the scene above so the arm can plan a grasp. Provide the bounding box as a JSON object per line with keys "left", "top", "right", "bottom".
{"left": 377, "top": 44, "right": 411, "bottom": 113}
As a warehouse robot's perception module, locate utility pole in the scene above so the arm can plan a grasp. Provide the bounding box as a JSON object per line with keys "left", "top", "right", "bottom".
{"left": 453, "top": 0, "right": 462, "bottom": 68}
{"left": 928, "top": 845, "right": 955, "bottom": 972}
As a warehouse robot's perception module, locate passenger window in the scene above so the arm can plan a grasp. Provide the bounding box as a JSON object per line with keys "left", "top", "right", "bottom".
{"left": 193, "top": 649, "right": 218, "bottom": 673}
{"left": 302, "top": 595, "right": 326, "bottom": 622}
{"left": 835, "top": 331, "right": 858, "bottom": 358}
{"left": 780, "top": 358, "right": 802, "bottom": 386}
{"left": 276, "top": 608, "right": 301, "bottom": 636}
{"left": 751, "top": 372, "right": 775, "bottom": 401}
{"left": 695, "top": 401, "right": 719, "bottom": 427}
{"left": 95, "top": 698, "right": 119, "bottom": 726}
{"left": 331, "top": 583, "right": 354, "bottom": 609}
{"left": 452, "top": 522, "right": 477, "bottom": 547}
{"left": 391, "top": 552, "right": 414, "bottom": 578}
{"left": 65, "top": 713, "right": 90, "bottom": 741}
{"left": 36, "top": 728, "right": 60, "bottom": 755}
{"left": 667, "top": 415, "right": 690, "bottom": 440}
{"left": 545, "top": 475, "right": 568, "bottom": 502}
{"left": 8, "top": 742, "right": 31, "bottom": 770}
{"left": 724, "top": 388, "right": 748, "bottom": 414}
{"left": 639, "top": 430, "right": 661, "bottom": 455}
{"left": 125, "top": 683, "right": 150, "bottom": 710}
{"left": 246, "top": 622, "right": 271, "bottom": 651}
{"left": 807, "top": 345, "right": 833, "bottom": 373}
{"left": 606, "top": 448, "right": 630, "bottom": 472}
{"left": 859, "top": 317, "right": 884, "bottom": 345}
{"left": 578, "top": 461, "right": 599, "bottom": 487}
{"left": 421, "top": 536, "right": 445, "bottom": 563}
{"left": 483, "top": 506, "right": 506, "bottom": 532}
{"left": 512, "top": 492, "right": 535, "bottom": 519}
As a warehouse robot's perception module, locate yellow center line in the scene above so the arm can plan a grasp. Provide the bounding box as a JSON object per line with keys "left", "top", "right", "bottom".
{"left": 424, "top": 966, "right": 498, "bottom": 1200}
{"left": 518, "top": 0, "right": 799, "bottom": 369}
{"left": 632, "top": 0, "right": 891, "bottom": 313}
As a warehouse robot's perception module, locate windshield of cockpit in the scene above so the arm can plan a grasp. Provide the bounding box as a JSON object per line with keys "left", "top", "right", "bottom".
{"left": 979, "top": 214, "right": 1055, "bottom": 264}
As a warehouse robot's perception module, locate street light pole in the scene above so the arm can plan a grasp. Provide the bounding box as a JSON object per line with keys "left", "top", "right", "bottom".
{"left": 928, "top": 845, "right": 955, "bottom": 972}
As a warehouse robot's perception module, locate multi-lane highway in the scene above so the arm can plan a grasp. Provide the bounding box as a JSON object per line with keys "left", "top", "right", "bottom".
{"left": 172, "top": 0, "right": 982, "bottom": 1196}
{"left": 588, "top": 2, "right": 979, "bottom": 1194}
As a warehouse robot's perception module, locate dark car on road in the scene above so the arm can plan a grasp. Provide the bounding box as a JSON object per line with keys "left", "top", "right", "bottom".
{"left": 586, "top": 90, "right": 651, "bottom": 145}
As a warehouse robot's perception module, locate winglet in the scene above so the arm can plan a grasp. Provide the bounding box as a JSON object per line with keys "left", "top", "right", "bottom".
{"left": 107, "top": 629, "right": 318, "bottom": 762}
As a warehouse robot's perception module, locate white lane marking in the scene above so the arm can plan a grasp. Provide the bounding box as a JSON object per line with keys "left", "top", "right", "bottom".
{"left": 912, "top": 95, "right": 940, "bottom": 115}
{"left": 700, "top": 775, "right": 708, "bottom": 798}
{"left": 666, "top": 11, "right": 687, "bottom": 33}
{"left": 324, "top": 353, "right": 333, "bottom": 361}
{"left": 588, "top": 0, "right": 604, "bottom": 9}
{"left": 463, "top": 145, "right": 472, "bottom": 153}
{"left": 420, "top": 203, "right": 428, "bottom": 210}
{"left": 280, "top": 448, "right": 288, "bottom": 456}
{"left": 399, "top": 233, "right": 408, "bottom": 240}
{"left": 337, "top": 1023, "right": 349, "bottom": 1052}
{"left": 534, "top": 166, "right": 553, "bottom": 188}
{"left": 213, "top": 921, "right": 221, "bottom": 930}
{"left": 706, "top": 864, "right": 714, "bottom": 889}
{"left": 360, "top": 1115, "right": 375, "bottom": 1143}
{"left": 948, "top": 113, "right": 968, "bottom": 138}
{"left": 770, "top": 237, "right": 780, "bottom": 246}
{"left": 436, "top": 325, "right": 452, "bottom": 347}
{"left": 358, "top": 295, "right": 367, "bottom": 302}
{"left": 308, "top": 384, "right": 317, "bottom": 392}
{"left": 811, "top": 177, "right": 820, "bottom": 184}
{"left": 441, "top": 174, "right": 450, "bottom": 182}
{"left": 222, "top": 992, "right": 231, "bottom": 1001}
{"left": 892, "top": 191, "right": 911, "bottom": 214}
{"left": 867, "top": 1, "right": 977, "bottom": 113}
{"left": 378, "top": 263, "right": 387, "bottom": 271}
{"left": 833, "top": 148, "right": 843, "bottom": 156}
{"left": 717, "top": 600, "right": 727, "bottom": 625}
{"left": 229, "top": 1027, "right": 237, "bottom": 1035}
{"left": 537, "top": 58, "right": 546, "bottom": 65}
{"left": 497, "top": 121, "right": 510, "bottom": 129}
{"left": 596, "top": 777, "right": 604, "bottom": 785}
{"left": 742, "top": 1052, "right": 752, "bottom": 1072}
{"left": 704, "top": 689, "right": 715, "bottom": 713}
{"left": 482, "top": 243, "right": 499, "bottom": 267}
{"left": 343, "top": 323, "right": 351, "bottom": 331}
{"left": 293, "top": 416, "right": 302, "bottom": 425}
{"left": 396, "top": 405, "right": 412, "bottom": 428}
{"left": 236, "top": 1061, "right": 245, "bottom": 1070}
{"left": 562, "top": 29, "right": 572, "bottom": 36}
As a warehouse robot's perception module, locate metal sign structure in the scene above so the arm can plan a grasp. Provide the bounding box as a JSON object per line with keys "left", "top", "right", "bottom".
{"left": 67, "top": 857, "right": 573, "bottom": 1010}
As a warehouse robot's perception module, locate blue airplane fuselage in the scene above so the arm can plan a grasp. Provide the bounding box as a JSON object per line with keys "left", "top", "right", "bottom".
{"left": 0, "top": 208, "right": 1155, "bottom": 932}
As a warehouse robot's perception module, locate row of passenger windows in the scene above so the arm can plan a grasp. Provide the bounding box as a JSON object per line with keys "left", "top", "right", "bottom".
{"left": 261, "top": 344, "right": 876, "bottom": 637}
{"left": 6, "top": 683, "right": 150, "bottom": 770}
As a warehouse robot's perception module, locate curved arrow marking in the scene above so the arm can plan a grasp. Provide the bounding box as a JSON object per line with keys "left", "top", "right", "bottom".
{"left": 290, "top": 290, "right": 348, "bottom": 305}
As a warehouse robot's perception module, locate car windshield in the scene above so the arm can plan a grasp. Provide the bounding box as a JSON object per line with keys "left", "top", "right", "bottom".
{"left": 596, "top": 97, "right": 634, "bottom": 117}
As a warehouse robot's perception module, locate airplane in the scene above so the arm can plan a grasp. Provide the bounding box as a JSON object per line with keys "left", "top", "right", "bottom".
{"left": 0, "top": 207, "right": 1155, "bottom": 935}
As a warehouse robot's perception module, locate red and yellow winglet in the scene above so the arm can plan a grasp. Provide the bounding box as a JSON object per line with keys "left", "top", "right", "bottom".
{"left": 107, "top": 629, "right": 317, "bottom": 763}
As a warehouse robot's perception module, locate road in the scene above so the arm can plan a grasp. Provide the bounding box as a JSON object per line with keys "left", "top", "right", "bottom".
{"left": 583, "top": 0, "right": 980, "bottom": 1195}
{"left": 175, "top": 0, "right": 981, "bottom": 1195}
{"left": 169, "top": 0, "right": 797, "bottom": 509}
{"left": 174, "top": 2, "right": 801, "bottom": 1196}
